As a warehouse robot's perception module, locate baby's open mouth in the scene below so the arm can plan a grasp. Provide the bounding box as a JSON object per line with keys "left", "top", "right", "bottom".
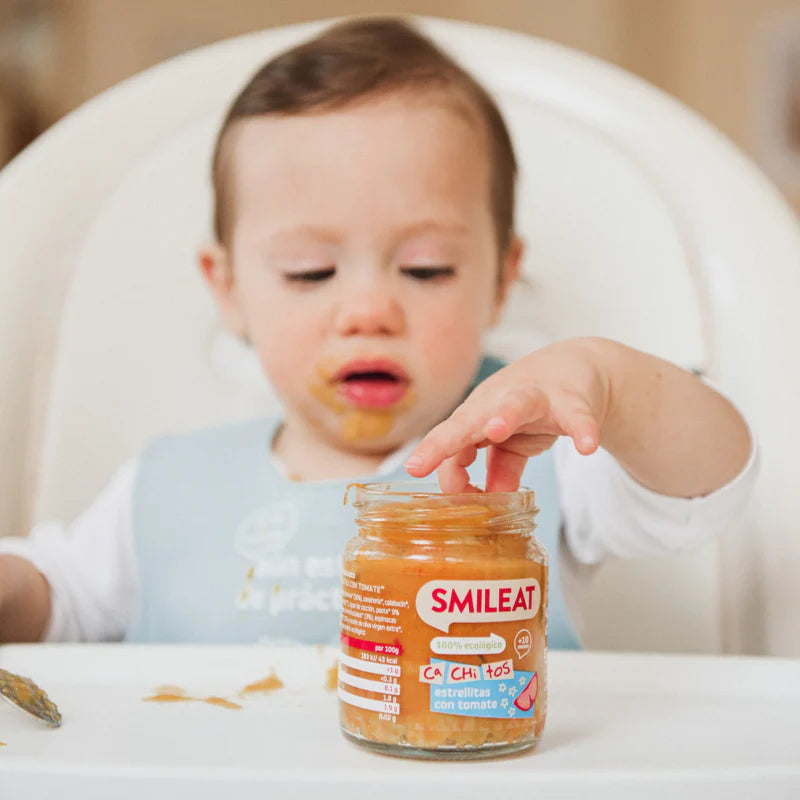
{"left": 333, "top": 361, "right": 410, "bottom": 409}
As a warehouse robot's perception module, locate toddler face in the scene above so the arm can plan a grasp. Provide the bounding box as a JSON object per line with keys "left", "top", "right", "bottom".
{"left": 203, "top": 92, "right": 518, "bottom": 455}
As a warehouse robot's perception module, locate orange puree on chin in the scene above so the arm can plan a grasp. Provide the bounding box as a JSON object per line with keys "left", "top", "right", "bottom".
{"left": 338, "top": 483, "right": 547, "bottom": 760}
{"left": 308, "top": 362, "right": 415, "bottom": 442}
{"left": 341, "top": 408, "right": 397, "bottom": 442}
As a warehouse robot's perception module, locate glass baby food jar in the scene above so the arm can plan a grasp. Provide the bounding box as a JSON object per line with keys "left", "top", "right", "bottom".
{"left": 338, "top": 483, "right": 547, "bottom": 760}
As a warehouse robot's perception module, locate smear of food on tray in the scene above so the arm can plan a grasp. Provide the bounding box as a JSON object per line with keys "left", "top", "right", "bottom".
{"left": 239, "top": 669, "right": 284, "bottom": 695}
{"left": 141, "top": 659, "right": 337, "bottom": 710}
{"left": 142, "top": 684, "right": 242, "bottom": 710}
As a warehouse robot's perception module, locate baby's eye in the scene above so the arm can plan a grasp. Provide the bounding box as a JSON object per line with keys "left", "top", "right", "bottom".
{"left": 282, "top": 267, "right": 336, "bottom": 283}
{"left": 400, "top": 266, "right": 456, "bottom": 281}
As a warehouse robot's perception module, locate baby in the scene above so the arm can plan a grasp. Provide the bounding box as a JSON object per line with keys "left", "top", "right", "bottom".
{"left": 0, "top": 18, "right": 755, "bottom": 647}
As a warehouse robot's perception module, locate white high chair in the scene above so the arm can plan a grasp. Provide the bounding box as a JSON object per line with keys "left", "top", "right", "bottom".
{"left": 1, "top": 17, "right": 798, "bottom": 657}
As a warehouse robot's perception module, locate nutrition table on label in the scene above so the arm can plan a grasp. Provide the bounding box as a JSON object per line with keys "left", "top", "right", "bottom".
{"left": 340, "top": 577, "right": 405, "bottom": 717}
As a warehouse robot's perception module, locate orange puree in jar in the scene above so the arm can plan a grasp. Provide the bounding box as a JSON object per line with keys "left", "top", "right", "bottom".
{"left": 338, "top": 483, "right": 547, "bottom": 760}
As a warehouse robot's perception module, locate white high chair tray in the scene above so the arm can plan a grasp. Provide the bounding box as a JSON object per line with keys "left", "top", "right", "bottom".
{"left": 0, "top": 645, "right": 798, "bottom": 799}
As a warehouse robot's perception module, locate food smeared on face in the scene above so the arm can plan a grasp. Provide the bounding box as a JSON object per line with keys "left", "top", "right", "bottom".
{"left": 340, "top": 408, "right": 399, "bottom": 442}
{"left": 310, "top": 358, "right": 416, "bottom": 441}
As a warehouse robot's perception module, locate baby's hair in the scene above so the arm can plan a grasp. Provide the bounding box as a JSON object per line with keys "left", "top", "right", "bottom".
{"left": 211, "top": 17, "right": 517, "bottom": 252}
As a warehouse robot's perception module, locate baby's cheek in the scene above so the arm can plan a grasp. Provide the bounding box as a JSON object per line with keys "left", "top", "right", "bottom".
{"left": 251, "top": 320, "right": 317, "bottom": 394}
{"left": 427, "top": 303, "right": 484, "bottom": 356}
{"left": 419, "top": 312, "right": 484, "bottom": 398}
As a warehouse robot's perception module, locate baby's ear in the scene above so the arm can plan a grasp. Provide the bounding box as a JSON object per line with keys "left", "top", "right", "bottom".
{"left": 197, "top": 242, "right": 247, "bottom": 337}
{"left": 491, "top": 235, "right": 524, "bottom": 325}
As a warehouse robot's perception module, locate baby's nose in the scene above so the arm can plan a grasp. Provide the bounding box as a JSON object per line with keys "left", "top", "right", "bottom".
{"left": 334, "top": 289, "right": 406, "bottom": 337}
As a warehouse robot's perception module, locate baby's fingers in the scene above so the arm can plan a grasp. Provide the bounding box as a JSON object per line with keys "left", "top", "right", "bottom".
{"left": 406, "top": 388, "right": 549, "bottom": 477}
{"left": 484, "top": 446, "right": 528, "bottom": 493}
{"left": 435, "top": 446, "right": 480, "bottom": 493}
{"left": 437, "top": 458, "right": 483, "bottom": 493}
{"left": 405, "top": 409, "right": 485, "bottom": 477}
{"left": 484, "top": 433, "right": 559, "bottom": 493}
{"left": 482, "top": 387, "right": 550, "bottom": 443}
{"left": 553, "top": 403, "right": 600, "bottom": 455}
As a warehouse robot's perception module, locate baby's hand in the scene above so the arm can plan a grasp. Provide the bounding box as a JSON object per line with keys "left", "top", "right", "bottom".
{"left": 405, "top": 340, "right": 609, "bottom": 493}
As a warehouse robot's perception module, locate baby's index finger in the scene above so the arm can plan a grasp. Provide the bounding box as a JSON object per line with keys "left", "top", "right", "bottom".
{"left": 405, "top": 449, "right": 432, "bottom": 478}
{"left": 485, "top": 446, "right": 527, "bottom": 493}
{"left": 405, "top": 419, "right": 481, "bottom": 478}
{"left": 436, "top": 455, "right": 480, "bottom": 494}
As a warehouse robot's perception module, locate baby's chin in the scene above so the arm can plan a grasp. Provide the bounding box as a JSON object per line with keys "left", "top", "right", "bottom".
{"left": 327, "top": 411, "right": 414, "bottom": 454}
{"left": 308, "top": 404, "right": 432, "bottom": 459}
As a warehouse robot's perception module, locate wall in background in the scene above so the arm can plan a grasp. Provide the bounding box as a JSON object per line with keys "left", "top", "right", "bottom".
{"left": 1, "top": 0, "right": 799, "bottom": 213}
{"left": 624, "top": 0, "right": 800, "bottom": 211}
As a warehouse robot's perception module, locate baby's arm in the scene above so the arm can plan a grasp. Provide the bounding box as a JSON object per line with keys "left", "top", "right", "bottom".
{"left": 0, "top": 460, "right": 139, "bottom": 643}
{"left": 406, "top": 337, "right": 751, "bottom": 496}
{"left": 0, "top": 555, "right": 51, "bottom": 642}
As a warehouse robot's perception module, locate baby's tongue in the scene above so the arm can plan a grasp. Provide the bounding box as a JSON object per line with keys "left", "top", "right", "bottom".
{"left": 338, "top": 373, "right": 408, "bottom": 408}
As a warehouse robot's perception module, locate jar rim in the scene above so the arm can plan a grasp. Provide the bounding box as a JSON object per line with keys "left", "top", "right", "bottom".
{"left": 346, "top": 483, "right": 539, "bottom": 532}
{"left": 347, "top": 481, "right": 535, "bottom": 502}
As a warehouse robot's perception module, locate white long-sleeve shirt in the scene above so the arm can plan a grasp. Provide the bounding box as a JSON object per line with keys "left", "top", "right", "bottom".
{"left": 0, "top": 429, "right": 758, "bottom": 644}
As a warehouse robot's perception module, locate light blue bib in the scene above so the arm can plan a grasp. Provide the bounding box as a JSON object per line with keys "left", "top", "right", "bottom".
{"left": 128, "top": 359, "right": 580, "bottom": 648}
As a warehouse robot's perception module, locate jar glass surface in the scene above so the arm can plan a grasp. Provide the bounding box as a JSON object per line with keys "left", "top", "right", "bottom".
{"left": 338, "top": 482, "right": 547, "bottom": 759}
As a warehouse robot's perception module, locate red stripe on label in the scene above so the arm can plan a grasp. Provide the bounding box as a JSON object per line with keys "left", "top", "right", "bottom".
{"left": 340, "top": 633, "right": 403, "bottom": 656}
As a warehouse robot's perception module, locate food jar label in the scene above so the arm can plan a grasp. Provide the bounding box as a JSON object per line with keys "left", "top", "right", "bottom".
{"left": 339, "top": 568, "right": 544, "bottom": 730}
{"left": 421, "top": 657, "right": 537, "bottom": 719}
{"left": 416, "top": 578, "right": 541, "bottom": 631}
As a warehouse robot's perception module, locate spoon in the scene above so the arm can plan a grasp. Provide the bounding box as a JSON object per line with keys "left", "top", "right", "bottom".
{"left": 0, "top": 668, "right": 61, "bottom": 727}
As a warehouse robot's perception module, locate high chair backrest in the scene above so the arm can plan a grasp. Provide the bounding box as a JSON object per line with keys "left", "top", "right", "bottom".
{"left": 1, "top": 17, "right": 798, "bottom": 655}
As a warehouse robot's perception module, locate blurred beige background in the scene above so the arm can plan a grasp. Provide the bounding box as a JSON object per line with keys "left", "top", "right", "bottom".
{"left": 1, "top": 0, "right": 800, "bottom": 214}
